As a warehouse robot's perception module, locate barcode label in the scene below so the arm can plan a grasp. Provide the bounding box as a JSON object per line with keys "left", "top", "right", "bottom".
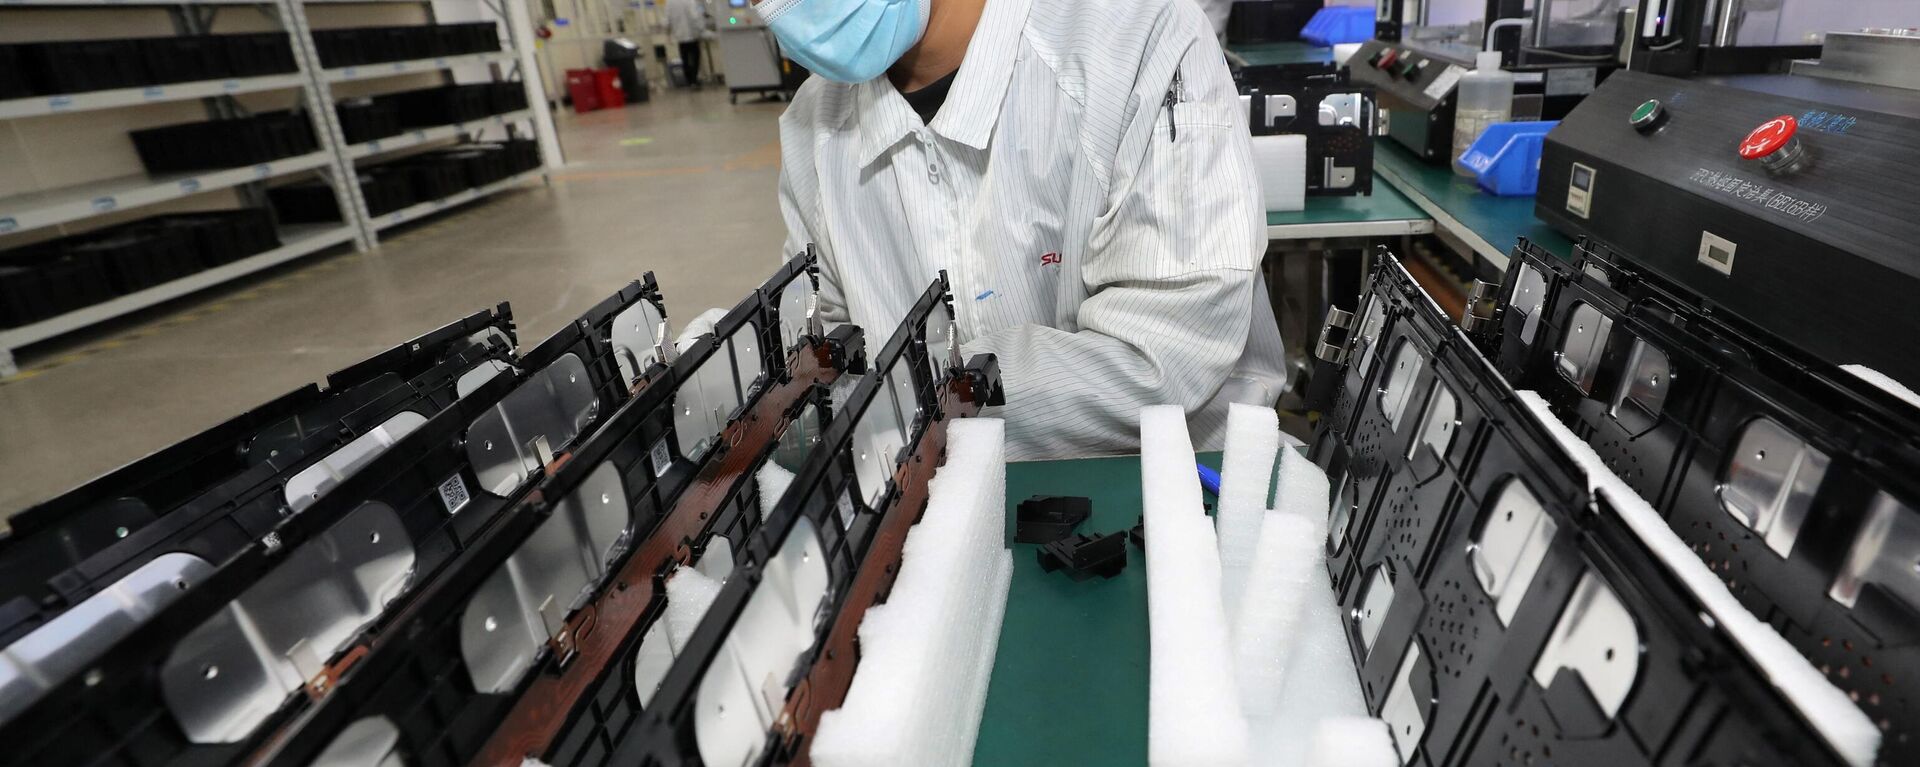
{"left": 439, "top": 473, "right": 472, "bottom": 514}
{"left": 837, "top": 489, "right": 857, "bottom": 528}
{"left": 650, "top": 439, "right": 672, "bottom": 478}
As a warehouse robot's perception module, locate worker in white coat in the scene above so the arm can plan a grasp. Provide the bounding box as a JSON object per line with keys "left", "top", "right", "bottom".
{"left": 665, "top": 0, "right": 708, "bottom": 87}
{"left": 749, "top": 0, "right": 1286, "bottom": 458}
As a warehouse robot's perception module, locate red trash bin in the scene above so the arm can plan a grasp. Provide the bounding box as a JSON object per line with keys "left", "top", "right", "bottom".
{"left": 593, "top": 67, "right": 625, "bottom": 109}
{"left": 566, "top": 68, "right": 601, "bottom": 113}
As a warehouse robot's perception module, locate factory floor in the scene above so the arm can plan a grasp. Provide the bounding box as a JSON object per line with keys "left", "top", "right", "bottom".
{"left": 0, "top": 87, "right": 790, "bottom": 518}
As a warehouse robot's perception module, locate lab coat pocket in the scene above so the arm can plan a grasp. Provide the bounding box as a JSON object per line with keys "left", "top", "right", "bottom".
{"left": 1171, "top": 100, "right": 1263, "bottom": 274}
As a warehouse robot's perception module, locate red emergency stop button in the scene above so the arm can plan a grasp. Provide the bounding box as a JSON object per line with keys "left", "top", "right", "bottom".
{"left": 1739, "top": 114, "right": 1811, "bottom": 174}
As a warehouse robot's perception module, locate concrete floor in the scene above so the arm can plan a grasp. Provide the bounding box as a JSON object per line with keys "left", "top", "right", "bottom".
{"left": 0, "top": 88, "right": 790, "bottom": 518}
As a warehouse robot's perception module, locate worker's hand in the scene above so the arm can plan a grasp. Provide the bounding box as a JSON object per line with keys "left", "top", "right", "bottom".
{"left": 673, "top": 307, "right": 730, "bottom": 352}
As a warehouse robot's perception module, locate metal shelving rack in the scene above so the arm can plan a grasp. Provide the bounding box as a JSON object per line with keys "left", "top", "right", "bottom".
{"left": 0, "top": 0, "right": 559, "bottom": 375}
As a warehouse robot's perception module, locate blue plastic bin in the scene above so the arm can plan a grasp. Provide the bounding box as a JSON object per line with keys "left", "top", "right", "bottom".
{"left": 1457, "top": 120, "right": 1559, "bottom": 196}
{"left": 1300, "top": 6, "right": 1375, "bottom": 46}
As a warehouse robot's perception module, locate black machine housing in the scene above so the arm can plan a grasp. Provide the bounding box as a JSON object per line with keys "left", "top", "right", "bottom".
{"left": 1236, "top": 61, "right": 1378, "bottom": 196}
{"left": 1536, "top": 69, "right": 1920, "bottom": 389}
{"left": 1348, "top": 37, "right": 1613, "bottom": 163}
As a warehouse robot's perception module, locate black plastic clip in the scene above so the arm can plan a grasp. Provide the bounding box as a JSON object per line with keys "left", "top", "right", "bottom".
{"left": 1015, "top": 495, "right": 1091, "bottom": 544}
{"left": 1037, "top": 532, "right": 1128, "bottom": 581}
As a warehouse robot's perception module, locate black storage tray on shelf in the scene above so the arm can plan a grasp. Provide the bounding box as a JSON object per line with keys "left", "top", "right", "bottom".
{"left": 338, "top": 97, "right": 404, "bottom": 145}
{"left": 144, "top": 209, "right": 282, "bottom": 267}
{"left": 18, "top": 38, "right": 149, "bottom": 94}
{"left": 62, "top": 226, "right": 199, "bottom": 295}
{"left": 0, "top": 46, "right": 33, "bottom": 99}
{"left": 1471, "top": 238, "right": 1920, "bottom": 764}
{"left": 218, "top": 32, "right": 298, "bottom": 77}
{"left": 381, "top": 83, "right": 496, "bottom": 128}
{"left": 129, "top": 111, "right": 318, "bottom": 174}
{"left": 313, "top": 24, "right": 501, "bottom": 69}
{"left": 137, "top": 36, "right": 227, "bottom": 86}
{"left": 0, "top": 245, "right": 116, "bottom": 327}
{"left": 0, "top": 280, "right": 668, "bottom": 767}
{"left": 1304, "top": 250, "right": 1870, "bottom": 767}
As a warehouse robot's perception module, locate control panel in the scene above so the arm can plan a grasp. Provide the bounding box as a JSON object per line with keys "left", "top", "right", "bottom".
{"left": 1538, "top": 69, "right": 1920, "bottom": 386}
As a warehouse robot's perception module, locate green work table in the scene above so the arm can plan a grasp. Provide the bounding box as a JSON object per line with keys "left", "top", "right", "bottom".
{"left": 1226, "top": 41, "right": 1334, "bottom": 68}
{"left": 1372, "top": 141, "right": 1575, "bottom": 269}
{"left": 975, "top": 453, "right": 1213, "bottom": 766}
{"left": 1267, "top": 181, "right": 1433, "bottom": 241}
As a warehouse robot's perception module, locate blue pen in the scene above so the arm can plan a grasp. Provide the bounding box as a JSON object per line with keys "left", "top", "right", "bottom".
{"left": 1196, "top": 463, "right": 1222, "bottom": 496}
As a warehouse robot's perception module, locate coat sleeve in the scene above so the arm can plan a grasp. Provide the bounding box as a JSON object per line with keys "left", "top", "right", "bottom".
{"left": 960, "top": 1, "right": 1266, "bottom": 459}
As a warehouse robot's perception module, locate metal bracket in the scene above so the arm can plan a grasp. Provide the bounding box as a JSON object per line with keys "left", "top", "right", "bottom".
{"left": 1460, "top": 280, "right": 1500, "bottom": 334}
{"left": 1469, "top": 480, "right": 1558, "bottom": 626}
{"left": 1315, "top": 307, "right": 1357, "bottom": 365}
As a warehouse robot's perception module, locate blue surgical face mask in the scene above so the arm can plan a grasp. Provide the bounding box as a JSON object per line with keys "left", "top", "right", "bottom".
{"left": 755, "top": 0, "right": 932, "bottom": 84}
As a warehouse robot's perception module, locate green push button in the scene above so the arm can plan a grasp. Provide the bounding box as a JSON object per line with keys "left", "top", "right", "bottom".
{"left": 1630, "top": 99, "right": 1667, "bottom": 132}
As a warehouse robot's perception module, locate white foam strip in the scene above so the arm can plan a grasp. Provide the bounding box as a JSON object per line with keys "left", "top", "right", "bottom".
{"left": 810, "top": 419, "right": 1012, "bottom": 767}
{"left": 1142, "top": 405, "right": 1251, "bottom": 767}
{"left": 1841, "top": 364, "right": 1920, "bottom": 411}
{"left": 663, "top": 565, "right": 723, "bottom": 651}
{"left": 1303, "top": 717, "right": 1399, "bottom": 767}
{"left": 1231, "top": 511, "right": 1318, "bottom": 722}
{"left": 1516, "top": 391, "right": 1880, "bottom": 767}
{"left": 1218, "top": 403, "right": 1282, "bottom": 621}
{"left": 757, "top": 462, "right": 795, "bottom": 522}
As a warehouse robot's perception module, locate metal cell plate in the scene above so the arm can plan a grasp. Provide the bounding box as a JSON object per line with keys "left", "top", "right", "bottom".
{"left": 1510, "top": 263, "right": 1548, "bottom": 346}
{"left": 1608, "top": 338, "right": 1671, "bottom": 420}
{"left": 924, "top": 299, "right": 956, "bottom": 382}
{"left": 1719, "top": 416, "right": 1830, "bottom": 558}
{"left": 771, "top": 402, "right": 823, "bottom": 475}
{"left": 163, "top": 503, "right": 414, "bottom": 743}
{"left": 631, "top": 619, "right": 677, "bottom": 708}
{"left": 312, "top": 716, "right": 406, "bottom": 767}
{"left": 468, "top": 353, "right": 601, "bottom": 496}
{"left": 729, "top": 323, "right": 765, "bottom": 398}
{"left": 1831, "top": 492, "right": 1920, "bottom": 612}
{"left": 1530, "top": 571, "right": 1640, "bottom": 719}
{"left": 1470, "top": 480, "right": 1558, "bottom": 627}
{"left": 852, "top": 372, "right": 907, "bottom": 510}
{"left": 461, "top": 464, "right": 630, "bottom": 693}
{"left": 1355, "top": 565, "right": 1395, "bottom": 655}
{"left": 285, "top": 411, "right": 429, "bottom": 513}
{"left": 1329, "top": 472, "right": 1358, "bottom": 555}
{"left": 1554, "top": 303, "right": 1613, "bottom": 395}
{"left": 1381, "top": 642, "right": 1428, "bottom": 764}
{"left": 694, "top": 517, "right": 830, "bottom": 767}
{"left": 1378, "top": 340, "right": 1427, "bottom": 432}
{"left": 673, "top": 352, "right": 743, "bottom": 462}
{"left": 777, "top": 267, "right": 818, "bottom": 353}
{"left": 612, "top": 299, "right": 668, "bottom": 386}
{"left": 1353, "top": 297, "right": 1389, "bottom": 377}
{"left": 1410, "top": 382, "right": 1459, "bottom": 461}
{"left": 0, "top": 553, "right": 215, "bottom": 724}
{"left": 456, "top": 359, "right": 514, "bottom": 399}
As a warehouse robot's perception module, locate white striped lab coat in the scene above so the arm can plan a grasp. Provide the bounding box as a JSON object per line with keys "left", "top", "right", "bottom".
{"left": 774, "top": 0, "right": 1287, "bottom": 459}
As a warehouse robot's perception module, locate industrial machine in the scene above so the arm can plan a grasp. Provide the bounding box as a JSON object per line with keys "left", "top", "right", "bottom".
{"left": 1237, "top": 62, "right": 1381, "bottom": 196}
{"left": 708, "top": 0, "right": 803, "bottom": 103}
{"left": 1534, "top": 61, "right": 1920, "bottom": 389}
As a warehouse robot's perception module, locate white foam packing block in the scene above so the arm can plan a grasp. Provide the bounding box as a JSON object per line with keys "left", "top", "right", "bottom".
{"left": 1251, "top": 134, "right": 1307, "bottom": 213}
{"left": 1253, "top": 564, "right": 1368, "bottom": 767}
{"left": 756, "top": 461, "right": 795, "bottom": 522}
{"left": 1218, "top": 403, "right": 1282, "bottom": 621}
{"left": 1303, "top": 717, "right": 1398, "bottom": 767}
{"left": 1141, "top": 405, "right": 1251, "bottom": 767}
{"left": 1274, "top": 449, "right": 1330, "bottom": 542}
{"left": 1515, "top": 391, "right": 1880, "bottom": 767}
{"left": 1231, "top": 510, "right": 1317, "bottom": 722}
{"left": 810, "top": 419, "right": 1012, "bottom": 767}
{"left": 1841, "top": 364, "right": 1920, "bottom": 410}
{"left": 663, "top": 565, "right": 722, "bottom": 651}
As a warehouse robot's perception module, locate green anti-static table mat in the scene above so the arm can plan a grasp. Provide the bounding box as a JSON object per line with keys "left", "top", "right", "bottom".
{"left": 1228, "top": 41, "right": 1335, "bottom": 68}
{"left": 1373, "top": 140, "right": 1576, "bottom": 265}
{"left": 1267, "top": 181, "right": 1429, "bottom": 228}
{"left": 974, "top": 452, "right": 1219, "bottom": 766}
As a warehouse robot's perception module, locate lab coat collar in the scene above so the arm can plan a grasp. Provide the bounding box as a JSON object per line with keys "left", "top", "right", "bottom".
{"left": 851, "top": 0, "right": 1033, "bottom": 168}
